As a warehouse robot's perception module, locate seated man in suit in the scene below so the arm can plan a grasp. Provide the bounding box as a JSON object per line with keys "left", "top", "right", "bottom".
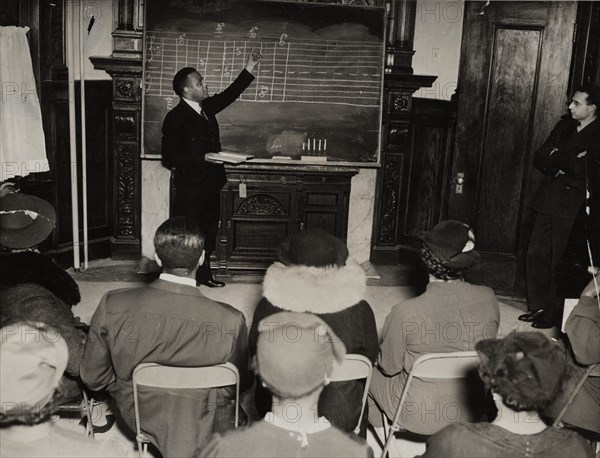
{"left": 81, "top": 216, "right": 249, "bottom": 457}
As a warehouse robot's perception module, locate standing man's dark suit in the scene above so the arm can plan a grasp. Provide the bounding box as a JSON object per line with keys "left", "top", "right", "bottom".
{"left": 525, "top": 111, "right": 600, "bottom": 326}
{"left": 161, "top": 55, "right": 259, "bottom": 286}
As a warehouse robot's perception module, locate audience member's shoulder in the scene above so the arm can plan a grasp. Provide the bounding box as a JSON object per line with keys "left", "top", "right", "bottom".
{"left": 326, "top": 427, "right": 373, "bottom": 457}
{"left": 210, "top": 298, "right": 247, "bottom": 323}
{"left": 52, "top": 423, "right": 130, "bottom": 457}
{"left": 102, "top": 284, "right": 148, "bottom": 301}
{"left": 202, "top": 427, "right": 258, "bottom": 458}
{"left": 464, "top": 281, "right": 497, "bottom": 297}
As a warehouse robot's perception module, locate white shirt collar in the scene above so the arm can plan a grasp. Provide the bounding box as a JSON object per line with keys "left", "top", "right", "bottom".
{"left": 159, "top": 273, "right": 197, "bottom": 287}
{"left": 182, "top": 97, "right": 202, "bottom": 115}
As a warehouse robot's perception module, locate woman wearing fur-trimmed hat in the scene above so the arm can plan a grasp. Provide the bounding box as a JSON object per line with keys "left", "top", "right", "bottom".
{"left": 248, "top": 229, "right": 379, "bottom": 437}
{"left": 419, "top": 332, "right": 593, "bottom": 458}
{"left": 368, "top": 220, "right": 500, "bottom": 435}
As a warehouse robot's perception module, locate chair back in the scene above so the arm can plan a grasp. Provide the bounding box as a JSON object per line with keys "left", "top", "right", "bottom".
{"left": 132, "top": 362, "right": 240, "bottom": 457}
{"left": 329, "top": 354, "right": 373, "bottom": 435}
{"left": 408, "top": 351, "right": 480, "bottom": 379}
{"left": 552, "top": 363, "right": 599, "bottom": 427}
{"left": 381, "top": 351, "right": 480, "bottom": 458}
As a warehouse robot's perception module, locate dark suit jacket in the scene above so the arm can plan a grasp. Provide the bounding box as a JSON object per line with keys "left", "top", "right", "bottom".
{"left": 161, "top": 69, "right": 255, "bottom": 189}
{"left": 80, "top": 279, "right": 249, "bottom": 457}
{"left": 161, "top": 70, "right": 255, "bottom": 250}
{"left": 533, "top": 116, "right": 600, "bottom": 219}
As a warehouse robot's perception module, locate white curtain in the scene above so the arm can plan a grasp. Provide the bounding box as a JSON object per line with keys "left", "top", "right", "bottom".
{"left": 0, "top": 26, "right": 49, "bottom": 181}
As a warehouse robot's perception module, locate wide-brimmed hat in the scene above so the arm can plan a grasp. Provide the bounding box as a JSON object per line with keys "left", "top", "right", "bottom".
{"left": 0, "top": 193, "right": 56, "bottom": 249}
{"left": 277, "top": 228, "right": 349, "bottom": 267}
{"left": 0, "top": 322, "right": 68, "bottom": 421}
{"left": 419, "top": 220, "right": 480, "bottom": 269}
{"left": 476, "top": 331, "right": 567, "bottom": 410}
{"left": 256, "top": 312, "right": 346, "bottom": 399}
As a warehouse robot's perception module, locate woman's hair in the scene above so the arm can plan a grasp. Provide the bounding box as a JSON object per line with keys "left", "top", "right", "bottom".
{"left": 476, "top": 333, "right": 570, "bottom": 412}
{"left": 420, "top": 244, "right": 471, "bottom": 280}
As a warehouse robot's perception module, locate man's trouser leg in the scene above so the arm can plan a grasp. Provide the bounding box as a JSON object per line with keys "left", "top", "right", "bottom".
{"left": 526, "top": 211, "right": 575, "bottom": 320}
{"left": 526, "top": 212, "right": 553, "bottom": 312}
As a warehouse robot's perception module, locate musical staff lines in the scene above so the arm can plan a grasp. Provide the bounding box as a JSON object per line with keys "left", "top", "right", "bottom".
{"left": 145, "top": 30, "right": 383, "bottom": 108}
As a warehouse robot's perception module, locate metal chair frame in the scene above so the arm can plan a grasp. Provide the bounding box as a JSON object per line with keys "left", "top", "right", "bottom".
{"left": 329, "top": 353, "right": 373, "bottom": 435}
{"left": 380, "top": 351, "right": 480, "bottom": 458}
{"left": 57, "top": 390, "right": 95, "bottom": 437}
{"left": 132, "top": 362, "right": 240, "bottom": 457}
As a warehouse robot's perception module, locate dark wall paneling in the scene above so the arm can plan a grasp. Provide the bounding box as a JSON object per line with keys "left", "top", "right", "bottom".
{"left": 403, "top": 98, "right": 456, "bottom": 242}
{"left": 568, "top": 1, "right": 600, "bottom": 91}
{"left": 476, "top": 27, "right": 541, "bottom": 254}
{"left": 41, "top": 80, "right": 114, "bottom": 264}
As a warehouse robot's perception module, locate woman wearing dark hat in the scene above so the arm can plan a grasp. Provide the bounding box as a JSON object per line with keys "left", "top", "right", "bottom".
{"left": 368, "top": 220, "right": 500, "bottom": 435}
{"left": 419, "top": 332, "right": 593, "bottom": 457}
{"left": 248, "top": 228, "right": 379, "bottom": 437}
{"left": 0, "top": 192, "right": 85, "bottom": 403}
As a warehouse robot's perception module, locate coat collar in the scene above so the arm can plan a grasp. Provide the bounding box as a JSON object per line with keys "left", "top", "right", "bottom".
{"left": 148, "top": 278, "right": 206, "bottom": 297}
{"left": 262, "top": 261, "right": 367, "bottom": 314}
{"left": 177, "top": 98, "right": 207, "bottom": 120}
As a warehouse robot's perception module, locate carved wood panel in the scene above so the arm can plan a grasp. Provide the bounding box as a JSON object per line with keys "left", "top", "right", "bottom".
{"left": 219, "top": 166, "right": 355, "bottom": 275}
{"left": 376, "top": 153, "right": 404, "bottom": 244}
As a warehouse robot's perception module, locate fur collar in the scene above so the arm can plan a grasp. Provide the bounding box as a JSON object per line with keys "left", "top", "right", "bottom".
{"left": 262, "top": 261, "right": 367, "bottom": 314}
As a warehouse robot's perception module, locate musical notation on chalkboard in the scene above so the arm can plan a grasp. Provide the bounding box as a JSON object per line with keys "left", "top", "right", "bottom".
{"left": 142, "top": 0, "right": 385, "bottom": 163}
{"left": 145, "top": 30, "right": 382, "bottom": 108}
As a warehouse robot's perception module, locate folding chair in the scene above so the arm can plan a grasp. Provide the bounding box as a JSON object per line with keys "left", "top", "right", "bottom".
{"left": 57, "top": 389, "right": 95, "bottom": 437}
{"left": 381, "top": 351, "right": 480, "bottom": 458}
{"left": 329, "top": 354, "right": 373, "bottom": 435}
{"left": 132, "top": 362, "right": 240, "bottom": 458}
{"left": 553, "top": 363, "right": 600, "bottom": 427}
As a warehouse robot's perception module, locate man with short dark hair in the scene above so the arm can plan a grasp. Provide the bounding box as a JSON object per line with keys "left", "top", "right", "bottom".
{"left": 81, "top": 216, "right": 249, "bottom": 457}
{"left": 522, "top": 84, "right": 600, "bottom": 328}
{"left": 162, "top": 51, "right": 261, "bottom": 288}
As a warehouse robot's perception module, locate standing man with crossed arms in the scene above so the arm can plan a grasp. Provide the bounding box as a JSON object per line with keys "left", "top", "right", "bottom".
{"left": 161, "top": 50, "right": 261, "bottom": 287}
{"left": 521, "top": 84, "right": 600, "bottom": 328}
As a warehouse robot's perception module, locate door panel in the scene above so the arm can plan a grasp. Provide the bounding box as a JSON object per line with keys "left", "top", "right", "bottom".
{"left": 448, "top": 1, "right": 577, "bottom": 294}
{"left": 476, "top": 27, "right": 540, "bottom": 253}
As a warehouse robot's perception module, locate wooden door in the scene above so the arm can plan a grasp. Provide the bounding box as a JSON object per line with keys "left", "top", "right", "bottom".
{"left": 448, "top": 1, "right": 577, "bottom": 295}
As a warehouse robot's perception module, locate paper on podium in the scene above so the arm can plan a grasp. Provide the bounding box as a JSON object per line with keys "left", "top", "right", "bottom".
{"left": 205, "top": 152, "right": 254, "bottom": 164}
{"left": 561, "top": 298, "right": 579, "bottom": 333}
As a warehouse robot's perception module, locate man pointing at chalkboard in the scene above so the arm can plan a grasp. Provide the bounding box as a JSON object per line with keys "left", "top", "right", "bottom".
{"left": 161, "top": 50, "right": 261, "bottom": 287}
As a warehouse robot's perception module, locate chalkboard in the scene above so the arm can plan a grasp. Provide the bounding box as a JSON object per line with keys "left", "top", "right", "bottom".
{"left": 142, "top": 0, "right": 385, "bottom": 164}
